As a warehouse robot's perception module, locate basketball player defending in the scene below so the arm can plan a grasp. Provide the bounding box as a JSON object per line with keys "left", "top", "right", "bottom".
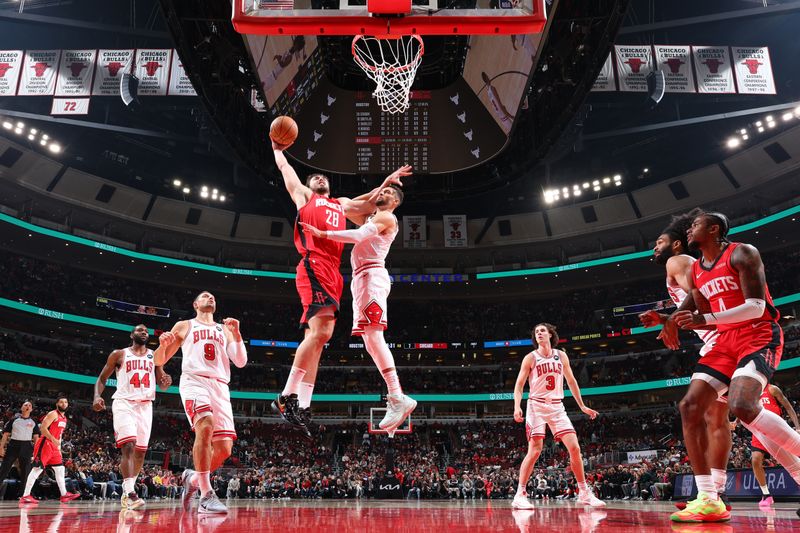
{"left": 93, "top": 324, "right": 172, "bottom": 509}
{"left": 300, "top": 185, "right": 416, "bottom": 435}
{"left": 19, "top": 395, "right": 80, "bottom": 504}
{"left": 272, "top": 140, "right": 410, "bottom": 434}
{"left": 661, "top": 211, "right": 800, "bottom": 522}
{"left": 512, "top": 323, "right": 605, "bottom": 509}
{"left": 732, "top": 384, "right": 799, "bottom": 508}
{"left": 639, "top": 210, "right": 732, "bottom": 512}
{"left": 154, "top": 291, "right": 248, "bottom": 514}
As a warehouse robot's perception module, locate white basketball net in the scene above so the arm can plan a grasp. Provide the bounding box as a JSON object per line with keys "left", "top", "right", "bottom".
{"left": 352, "top": 34, "right": 424, "bottom": 115}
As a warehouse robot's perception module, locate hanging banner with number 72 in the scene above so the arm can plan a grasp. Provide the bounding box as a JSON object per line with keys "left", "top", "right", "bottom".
{"left": 51, "top": 97, "right": 90, "bottom": 115}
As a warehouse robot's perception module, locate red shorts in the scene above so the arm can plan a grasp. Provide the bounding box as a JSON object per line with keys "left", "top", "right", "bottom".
{"left": 295, "top": 254, "right": 343, "bottom": 326}
{"left": 751, "top": 434, "right": 770, "bottom": 456}
{"left": 693, "top": 321, "right": 783, "bottom": 395}
{"left": 32, "top": 437, "right": 63, "bottom": 467}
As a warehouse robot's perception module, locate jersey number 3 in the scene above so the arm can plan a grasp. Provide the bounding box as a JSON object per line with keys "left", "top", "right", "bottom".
{"left": 545, "top": 375, "right": 556, "bottom": 391}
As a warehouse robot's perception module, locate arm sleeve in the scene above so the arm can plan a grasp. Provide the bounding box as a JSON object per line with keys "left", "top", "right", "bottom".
{"left": 325, "top": 221, "right": 379, "bottom": 243}
{"left": 703, "top": 298, "right": 766, "bottom": 325}
{"left": 226, "top": 340, "right": 248, "bottom": 369}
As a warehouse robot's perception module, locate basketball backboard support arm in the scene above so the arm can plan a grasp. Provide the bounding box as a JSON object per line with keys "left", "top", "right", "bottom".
{"left": 231, "top": 0, "right": 546, "bottom": 36}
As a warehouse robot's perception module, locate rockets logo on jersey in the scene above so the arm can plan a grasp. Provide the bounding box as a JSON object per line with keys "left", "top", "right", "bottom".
{"left": 698, "top": 276, "right": 740, "bottom": 300}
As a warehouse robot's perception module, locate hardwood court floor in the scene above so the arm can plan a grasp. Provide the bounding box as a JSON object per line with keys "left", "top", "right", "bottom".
{"left": 1, "top": 498, "right": 797, "bottom": 532}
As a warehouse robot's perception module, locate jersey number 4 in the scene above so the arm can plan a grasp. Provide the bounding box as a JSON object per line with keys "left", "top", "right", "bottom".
{"left": 129, "top": 372, "right": 151, "bottom": 388}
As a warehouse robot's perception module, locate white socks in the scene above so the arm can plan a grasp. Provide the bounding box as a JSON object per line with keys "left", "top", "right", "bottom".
{"left": 52, "top": 465, "right": 67, "bottom": 496}
{"left": 282, "top": 366, "right": 307, "bottom": 397}
{"left": 23, "top": 466, "right": 43, "bottom": 497}
{"left": 760, "top": 485, "right": 770, "bottom": 496}
{"left": 362, "top": 328, "right": 402, "bottom": 395}
{"left": 695, "top": 474, "right": 717, "bottom": 500}
{"left": 196, "top": 471, "right": 212, "bottom": 494}
{"left": 711, "top": 468, "right": 727, "bottom": 494}
{"left": 744, "top": 409, "right": 800, "bottom": 456}
{"left": 298, "top": 382, "right": 314, "bottom": 409}
{"left": 123, "top": 477, "right": 136, "bottom": 495}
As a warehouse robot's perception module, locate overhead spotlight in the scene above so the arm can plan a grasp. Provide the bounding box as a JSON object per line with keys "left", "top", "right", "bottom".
{"left": 783, "top": 113, "right": 793, "bottom": 121}
{"left": 182, "top": 187, "right": 190, "bottom": 194}
{"left": 602, "top": 177, "right": 611, "bottom": 184}
{"left": 740, "top": 129, "right": 747, "bottom": 135}
{"left": 212, "top": 194, "right": 218, "bottom": 200}
{"left": 173, "top": 179, "right": 182, "bottom": 187}
{"left": 212, "top": 188, "right": 219, "bottom": 195}
{"left": 200, "top": 190, "right": 209, "bottom": 198}
{"left": 765, "top": 115, "right": 773, "bottom": 122}
{"left": 219, "top": 195, "right": 226, "bottom": 202}
{"left": 592, "top": 186, "right": 601, "bottom": 192}
{"left": 2, "top": 121, "right": 11, "bottom": 130}
{"left": 582, "top": 182, "right": 590, "bottom": 189}
{"left": 40, "top": 139, "right": 47, "bottom": 146}
{"left": 768, "top": 121, "right": 776, "bottom": 128}
{"left": 14, "top": 127, "right": 22, "bottom": 134}
{"left": 592, "top": 180, "right": 599, "bottom": 186}
{"left": 201, "top": 185, "right": 208, "bottom": 192}
{"left": 30, "top": 128, "right": 37, "bottom": 134}
{"left": 742, "top": 134, "right": 749, "bottom": 140}
{"left": 758, "top": 126, "right": 765, "bottom": 133}
{"left": 42, "top": 134, "right": 48, "bottom": 140}
{"left": 48, "top": 143, "right": 61, "bottom": 153}
{"left": 16, "top": 122, "right": 24, "bottom": 129}
{"left": 563, "top": 191, "right": 569, "bottom": 198}
{"left": 27, "top": 134, "right": 34, "bottom": 140}
{"left": 561, "top": 187, "right": 568, "bottom": 194}
{"left": 613, "top": 174, "right": 621, "bottom": 181}
{"left": 643, "top": 168, "right": 649, "bottom": 173}
{"left": 755, "top": 121, "right": 762, "bottom": 127}
{"left": 573, "top": 189, "right": 581, "bottom": 196}
{"left": 795, "top": 105, "right": 800, "bottom": 115}
{"left": 726, "top": 138, "right": 740, "bottom": 148}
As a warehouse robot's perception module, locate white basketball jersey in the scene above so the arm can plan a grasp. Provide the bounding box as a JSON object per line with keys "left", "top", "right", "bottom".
{"left": 350, "top": 214, "right": 398, "bottom": 273}
{"left": 528, "top": 349, "right": 565, "bottom": 401}
{"left": 181, "top": 319, "right": 230, "bottom": 383}
{"left": 665, "top": 255, "right": 719, "bottom": 356}
{"left": 112, "top": 348, "right": 156, "bottom": 401}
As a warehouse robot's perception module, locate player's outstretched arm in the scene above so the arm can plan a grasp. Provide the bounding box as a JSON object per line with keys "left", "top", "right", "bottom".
{"left": 223, "top": 318, "right": 247, "bottom": 368}
{"left": 562, "top": 352, "right": 597, "bottom": 419}
{"left": 340, "top": 165, "right": 412, "bottom": 217}
{"left": 93, "top": 350, "right": 123, "bottom": 411}
{"left": 513, "top": 353, "right": 533, "bottom": 423}
{"left": 153, "top": 321, "right": 189, "bottom": 367}
{"left": 300, "top": 210, "right": 397, "bottom": 244}
{"left": 273, "top": 141, "right": 312, "bottom": 209}
{"left": 771, "top": 385, "right": 800, "bottom": 430}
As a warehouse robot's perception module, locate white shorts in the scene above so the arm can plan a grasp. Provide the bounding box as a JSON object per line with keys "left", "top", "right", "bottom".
{"left": 112, "top": 399, "right": 152, "bottom": 450}
{"left": 525, "top": 400, "right": 576, "bottom": 441}
{"left": 179, "top": 373, "right": 237, "bottom": 441}
{"left": 351, "top": 267, "right": 391, "bottom": 335}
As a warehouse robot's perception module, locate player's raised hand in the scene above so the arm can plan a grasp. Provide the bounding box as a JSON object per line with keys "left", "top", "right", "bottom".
{"left": 383, "top": 165, "right": 412, "bottom": 188}
{"left": 514, "top": 406, "right": 524, "bottom": 423}
{"left": 581, "top": 406, "right": 598, "bottom": 419}
{"left": 223, "top": 318, "right": 240, "bottom": 336}
{"left": 298, "top": 222, "right": 326, "bottom": 239}
{"left": 272, "top": 140, "right": 293, "bottom": 151}
{"left": 674, "top": 310, "right": 707, "bottom": 330}
{"left": 638, "top": 310, "right": 664, "bottom": 328}
{"left": 92, "top": 397, "right": 106, "bottom": 412}
{"left": 158, "top": 331, "right": 176, "bottom": 346}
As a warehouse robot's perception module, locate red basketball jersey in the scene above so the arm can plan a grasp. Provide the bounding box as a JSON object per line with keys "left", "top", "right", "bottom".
{"left": 692, "top": 242, "right": 778, "bottom": 332}
{"left": 760, "top": 388, "right": 783, "bottom": 417}
{"left": 43, "top": 410, "right": 67, "bottom": 440}
{"left": 294, "top": 193, "right": 346, "bottom": 261}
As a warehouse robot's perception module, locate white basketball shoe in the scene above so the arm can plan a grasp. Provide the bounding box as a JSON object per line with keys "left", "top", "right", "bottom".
{"left": 512, "top": 491, "right": 535, "bottom": 510}
{"left": 379, "top": 394, "right": 417, "bottom": 436}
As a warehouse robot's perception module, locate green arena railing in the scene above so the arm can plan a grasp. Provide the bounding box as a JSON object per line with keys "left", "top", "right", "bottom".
{"left": 1, "top": 358, "right": 799, "bottom": 402}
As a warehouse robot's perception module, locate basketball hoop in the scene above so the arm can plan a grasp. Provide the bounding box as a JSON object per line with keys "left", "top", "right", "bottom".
{"left": 352, "top": 34, "right": 424, "bottom": 115}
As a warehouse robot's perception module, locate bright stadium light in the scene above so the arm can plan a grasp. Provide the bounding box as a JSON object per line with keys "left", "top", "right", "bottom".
{"left": 212, "top": 188, "right": 219, "bottom": 195}
{"left": 573, "top": 189, "right": 581, "bottom": 196}
{"left": 740, "top": 129, "right": 746, "bottom": 135}
{"left": 14, "top": 127, "right": 22, "bottom": 135}
{"left": 758, "top": 126, "right": 765, "bottom": 133}
{"left": 173, "top": 179, "right": 182, "bottom": 187}
{"left": 200, "top": 190, "right": 209, "bottom": 198}
{"left": 783, "top": 112, "right": 793, "bottom": 121}
{"left": 742, "top": 134, "right": 749, "bottom": 140}
{"left": 48, "top": 143, "right": 61, "bottom": 153}
{"left": 613, "top": 174, "right": 621, "bottom": 181}
{"left": 765, "top": 115, "right": 773, "bottom": 122}
{"left": 16, "top": 121, "right": 24, "bottom": 129}
{"left": 592, "top": 180, "right": 600, "bottom": 186}
{"left": 582, "top": 182, "right": 590, "bottom": 189}
{"left": 768, "top": 121, "right": 776, "bottom": 128}
{"left": 726, "top": 138, "right": 740, "bottom": 148}
{"left": 602, "top": 177, "right": 611, "bottom": 184}
{"left": 182, "top": 187, "right": 190, "bottom": 194}
{"left": 593, "top": 185, "right": 601, "bottom": 192}
{"left": 30, "top": 128, "right": 37, "bottom": 134}
{"left": 40, "top": 139, "right": 47, "bottom": 145}
{"left": 2, "top": 121, "right": 11, "bottom": 130}
{"left": 219, "top": 195, "right": 226, "bottom": 202}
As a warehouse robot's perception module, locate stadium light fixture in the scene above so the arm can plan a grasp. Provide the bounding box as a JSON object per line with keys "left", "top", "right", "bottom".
{"left": 14, "top": 127, "right": 22, "bottom": 134}
{"left": 173, "top": 179, "right": 182, "bottom": 187}
{"left": 201, "top": 185, "right": 208, "bottom": 192}
{"left": 2, "top": 121, "right": 11, "bottom": 130}
{"left": 30, "top": 128, "right": 37, "bottom": 134}
{"left": 742, "top": 134, "right": 749, "bottom": 140}
{"left": 765, "top": 115, "right": 773, "bottom": 122}
{"left": 16, "top": 121, "right": 24, "bottom": 129}
{"left": 726, "top": 138, "right": 740, "bottom": 148}
{"left": 40, "top": 139, "right": 47, "bottom": 146}
{"left": 27, "top": 134, "right": 34, "bottom": 140}
{"left": 783, "top": 112, "right": 793, "bottom": 122}
{"left": 220, "top": 195, "right": 226, "bottom": 202}
{"left": 182, "top": 187, "right": 190, "bottom": 194}
{"left": 758, "top": 126, "right": 765, "bottom": 133}
{"left": 48, "top": 144, "right": 61, "bottom": 153}
{"left": 767, "top": 121, "right": 776, "bottom": 129}
{"left": 200, "top": 190, "right": 209, "bottom": 198}
{"left": 582, "top": 182, "right": 589, "bottom": 189}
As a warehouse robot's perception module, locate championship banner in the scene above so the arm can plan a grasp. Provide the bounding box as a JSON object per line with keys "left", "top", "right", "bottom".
{"left": 732, "top": 47, "right": 776, "bottom": 95}
{"left": 654, "top": 45, "right": 695, "bottom": 93}
{"left": 591, "top": 53, "right": 616, "bottom": 92}
{"left": 51, "top": 98, "right": 90, "bottom": 115}
{"left": 134, "top": 49, "right": 172, "bottom": 96}
{"left": 614, "top": 45, "right": 653, "bottom": 92}
{"left": 92, "top": 49, "right": 134, "bottom": 96}
{"left": 692, "top": 46, "right": 735, "bottom": 94}
{"left": 55, "top": 49, "right": 96, "bottom": 97}
{"left": 443, "top": 214, "right": 468, "bottom": 248}
{"left": 167, "top": 52, "right": 197, "bottom": 96}
{"left": 18, "top": 50, "right": 61, "bottom": 96}
{"left": 403, "top": 215, "right": 427, "bottom": 248}
{"left": 0, "top": 50, "right": 24, "bottom": 96}
{"left": 626, "top": 450, "right": 658, "bottom": 464}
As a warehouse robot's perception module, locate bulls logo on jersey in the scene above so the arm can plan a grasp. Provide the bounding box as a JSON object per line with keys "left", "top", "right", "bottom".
{"left": 553, "top": 354, "right": 560, "bottom": 361}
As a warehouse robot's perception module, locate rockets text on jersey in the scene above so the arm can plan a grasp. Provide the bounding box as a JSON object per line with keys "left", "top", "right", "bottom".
{"left": 294, "top": 194, "right": 346, "bottom": 262}
{"left": 528, "top": 349, "right": 565, "bottom": 401}
{"left": 760, "top": 388, "right": 783, "bottom": 417}
{"left": 45, "top": 411, "right": 67, "bottom": 441}
{"left": 181, "top": 319, "right": 230, "bottom": 383}
{"left": 112, "top": 348, "right": 156, "bottom": 401}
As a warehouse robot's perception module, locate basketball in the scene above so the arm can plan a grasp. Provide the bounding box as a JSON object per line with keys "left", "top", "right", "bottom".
{"left": 269, "top": 116, "right": 298, "bottom": 146}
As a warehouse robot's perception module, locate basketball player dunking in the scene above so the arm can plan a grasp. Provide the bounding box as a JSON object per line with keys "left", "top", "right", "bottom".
{"left": 661, "top": 210, "right": 800, "bottom": 522}
{"left": 300, "top": 184, "right": 416, "bottom": 436}
{"left": 154, "top": 291, "right": 248, "bottom": 514}
{"left": 639, "top": 210, "right": 732, "bottom": 513}
{"left": 272, "top": 139, "right": 411, "bottom": 435}
{"left": 512, "top": 323, "right": 605, "bottom": 509}
{"left": 19, "top": 395, "right": 79, "bottom": 504}
{"left": 93, "top": 324, "right": 172, "bottom": 510}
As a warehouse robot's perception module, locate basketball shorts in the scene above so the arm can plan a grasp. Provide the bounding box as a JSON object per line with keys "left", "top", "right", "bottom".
{"left": 692, "top": 321, "right": 783, "bottom": 396}
{"left": 112, "top": 399, "right": 153, "bottom": 451}
{"left": 32, "top": 437, "right": 62, "bottom": 468}
{"left": 525, "top": 399, "right": 576, "bottom": 442}
{"left": 179, "top": 374, "right": 237, "bottom": 441}
{"left": 296, "top": 254, "right": 343, "bottom": 326}
{"left": 351, "top": 266, "right": 390, "bottom": 336}
{"left": 750, "top": 434, "right": 771, "bottom": 457}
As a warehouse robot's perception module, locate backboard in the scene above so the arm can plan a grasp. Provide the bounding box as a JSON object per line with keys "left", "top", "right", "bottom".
{"left": 368, "top": 407, "right": 413, "bottom": 435}
{"left": 232, "top": 0, "right": 547, "bottom": 36}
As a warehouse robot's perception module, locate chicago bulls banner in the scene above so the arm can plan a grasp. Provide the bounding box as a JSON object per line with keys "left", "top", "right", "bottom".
{"left": 692, "top": 46, "right": 735, "bottom": 94}
{"left": 18, "top": 50, "right": 61, "bottom": 96}
{"left": 591, "top": 53, "right": 616, "bottom": 92}
{"left": 443, "top": 215, "right": 468, "bottom": 248}
{"left": 135, "top": 49, "right": 172, "bottom": 96}
{"left": 168, "top": 51, "right": 197, "bottom": 96}
{"left": 403, "top": 215, "right": 427, "bottom": 249}
{"left": 614, "top": 45, "right": 652, "bottom": 92}
{"left": 0, "top": 50, "right": 24, "bottom": 96}
{"left": 55, "top": 49, "right": 96, "bottom": 97}
{"left": 732, "top": 47, "right": 776, "bottom": 95}
{"left": 92, "top": 50, "right": 133, "bottom": 96}
{"left": 654, "top": 45, "right": 695, "bottom": 93}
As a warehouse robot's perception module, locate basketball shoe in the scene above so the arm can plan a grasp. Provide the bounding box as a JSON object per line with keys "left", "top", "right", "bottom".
{"left": 512, "top": 491, "right": 535, "bottom": 510}
{"left": 675, "top": 493, "right": 731, "bottom": 511}
{"left": 272, "top": 393, "right": 305, "bottom": 428}
{"left": 198, "top": 491, "right": 228, "bottom": 514}
{"left": 19, "top": 495, "right": 38, "bottom": 505}
{"left": 296, "top": 407, "right": 314, "bottom": 438}
{"left": 670, "top": 492, "right": 730, "bottom": 522}
{"left": 758, "top": 495, "right": 774, "bottom": 509}
{"left": 59, "top": 492, "right": 80, "bottom": 503}
{"left": 577, "top": 487, "right": 606, "bottom": 507}
{"left": 181, "top": 469, "right": 197, "bottom": 511}
{"left": 379, "top": 394, "right": 417, "bottom": 435}
{"left": 125, "top": 492, "right": 145, "bottom": 510}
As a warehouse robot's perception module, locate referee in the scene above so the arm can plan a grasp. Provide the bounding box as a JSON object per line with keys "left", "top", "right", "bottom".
{"left": 0, "top": 400, "right": 39, "bottom": 500}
